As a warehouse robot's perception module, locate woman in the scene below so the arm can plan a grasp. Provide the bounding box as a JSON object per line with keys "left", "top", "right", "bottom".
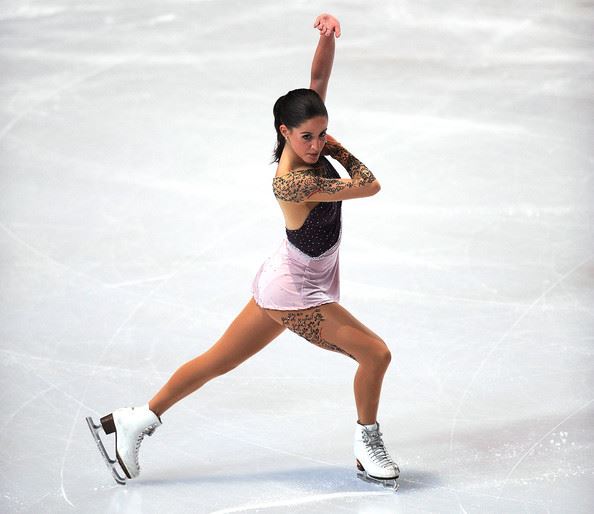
{"left": 86, "top": 12, "right": 399, "bottom": 489}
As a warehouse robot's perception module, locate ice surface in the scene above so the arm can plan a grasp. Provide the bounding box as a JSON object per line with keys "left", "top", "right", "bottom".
{"left": 1, "top": 1, "right": 593, "bottom": 512}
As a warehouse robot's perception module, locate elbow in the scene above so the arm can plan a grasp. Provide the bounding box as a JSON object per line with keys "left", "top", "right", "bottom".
{"left": 369, "top": 180, "right": 381, "bottom": 196}
{"left": 359, "top": 180, "right": 380, "bottom": 199}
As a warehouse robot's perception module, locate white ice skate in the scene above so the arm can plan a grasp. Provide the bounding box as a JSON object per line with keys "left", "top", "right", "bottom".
{"left": 354, "top": 421, "right": 399, "bottom": 490}
{"left": 86, "top": 404, "right": 162, "bottom": 484}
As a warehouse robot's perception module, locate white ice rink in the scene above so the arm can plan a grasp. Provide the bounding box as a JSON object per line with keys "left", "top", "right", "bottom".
{"left": 1, "top": 1, "right": 593, "bottom": 512}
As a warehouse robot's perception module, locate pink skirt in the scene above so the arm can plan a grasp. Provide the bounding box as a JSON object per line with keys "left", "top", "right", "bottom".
{"left": 251, "top": 235, "right": 341, "bottom": 310}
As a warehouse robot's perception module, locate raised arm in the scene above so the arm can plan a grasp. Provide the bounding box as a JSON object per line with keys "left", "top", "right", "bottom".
{"left": 309, "top": 13, "right": 341, "bottom": 102}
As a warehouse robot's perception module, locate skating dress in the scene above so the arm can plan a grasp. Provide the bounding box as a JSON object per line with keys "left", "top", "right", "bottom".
{"left": 251, "top": 156, "right": 342, "bottom": 310}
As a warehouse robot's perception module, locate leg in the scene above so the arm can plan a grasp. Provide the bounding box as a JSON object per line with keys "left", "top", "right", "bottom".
{"left": 263, "top": 302, "right": 392, "bottom": 425}
{"left": 149, "top": 297, "right": 286, "bottom": 416}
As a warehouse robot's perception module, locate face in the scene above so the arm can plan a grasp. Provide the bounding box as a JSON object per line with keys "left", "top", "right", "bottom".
{"left": 282, "top": 116, "right": 328, "bottom": 165}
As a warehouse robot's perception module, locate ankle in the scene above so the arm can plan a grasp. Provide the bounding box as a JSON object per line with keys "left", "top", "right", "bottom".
{"left": 147, "top": 401, "right": 163, "bottom": 421}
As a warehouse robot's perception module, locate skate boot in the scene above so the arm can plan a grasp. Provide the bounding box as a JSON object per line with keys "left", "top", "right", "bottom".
{"left": 354, "top": 420, "right": 399, "bottom": 490}
{"left": 86, "top": 403, "right": 162, "bottom": 484}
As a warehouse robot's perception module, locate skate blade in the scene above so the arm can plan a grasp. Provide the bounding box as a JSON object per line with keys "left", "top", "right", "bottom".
{"left": 85, "top": 416, "right": 127, "bottom": 485}
{"left": 357, "top": 469, "right": 399, "bottom": 491}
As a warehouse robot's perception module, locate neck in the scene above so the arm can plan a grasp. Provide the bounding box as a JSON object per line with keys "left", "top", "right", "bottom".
{"left": 279, "top": 145, "right": 313, "bottom": 171}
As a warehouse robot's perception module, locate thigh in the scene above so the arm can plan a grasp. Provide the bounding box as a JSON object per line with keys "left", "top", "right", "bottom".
{"left": 204, "top": 297, "right": 286, "bottom": 370}
{"left": 263, "top": 302, "right": 387, "bottom": 363}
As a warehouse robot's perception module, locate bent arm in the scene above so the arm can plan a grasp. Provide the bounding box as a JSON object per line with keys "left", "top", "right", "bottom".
{"left": 307, "top": 174, "right": 380, "bottom": 201}
{"left": 325, "top": 143, "right": 378, "bottom": 186}
{"left": 272, "top": 166, "right": 380, "bottom": 203}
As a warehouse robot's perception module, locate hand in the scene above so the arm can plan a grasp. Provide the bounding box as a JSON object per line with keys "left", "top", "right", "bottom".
{"left": 325, "top": 133, "right": 341, "bottom": 146}
{"left": 322, "top": 133, "right": 344, "bottom": 158}
{"left": 313, "top": 13, "right": 341, "bottom": 38}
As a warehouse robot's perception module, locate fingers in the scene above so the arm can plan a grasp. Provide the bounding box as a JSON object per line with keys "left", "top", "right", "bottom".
{"left": 315, "top": 20, "right": 330, "bottom": 36}
{"left": 313, "top": 14, "right": 341, "bottom": 38}
{"left": 317, "top": 23, "right": 338, "bottom": 37}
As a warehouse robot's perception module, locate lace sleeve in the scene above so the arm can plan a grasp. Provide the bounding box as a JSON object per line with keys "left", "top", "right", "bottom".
{"left": 272, "top": 170, "right": 354, "bottom": 203}
{"left": 324, "top": 143, "right": 377, "bottom": 186}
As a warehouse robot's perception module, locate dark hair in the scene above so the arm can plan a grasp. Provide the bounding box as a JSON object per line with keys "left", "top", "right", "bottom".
{"left": 272, "top": 88, "right": 328, "bottom": 163}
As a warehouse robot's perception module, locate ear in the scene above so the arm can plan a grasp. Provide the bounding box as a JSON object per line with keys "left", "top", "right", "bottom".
{"left": 279, "top": 124, "right": 290, "bottom": 139}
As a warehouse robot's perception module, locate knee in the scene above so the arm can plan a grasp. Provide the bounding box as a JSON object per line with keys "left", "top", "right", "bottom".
{"left": 378, "top": 342, "right": 392, "bottom": 367}
{"left": 362, "top": 339, "right": 391, "bottom": 368}
{"left": 213, "top": 360, "right": 239, "bottom": 376}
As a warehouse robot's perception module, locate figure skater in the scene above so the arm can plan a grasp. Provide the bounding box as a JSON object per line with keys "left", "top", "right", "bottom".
{"left": 86, "top": 12, "right": 399, "bottom": 489}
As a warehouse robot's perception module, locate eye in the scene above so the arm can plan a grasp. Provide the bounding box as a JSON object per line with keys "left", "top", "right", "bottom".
{"left": 303, "top": 134, "right": 312, "bottom": 141}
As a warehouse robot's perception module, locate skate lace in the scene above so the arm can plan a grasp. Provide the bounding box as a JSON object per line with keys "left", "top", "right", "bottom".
{"left": 362, "top": 429, "right": 397, "bottom": 469}
{"left": 134, "top": 423, "right": 159, "bottom": 469}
